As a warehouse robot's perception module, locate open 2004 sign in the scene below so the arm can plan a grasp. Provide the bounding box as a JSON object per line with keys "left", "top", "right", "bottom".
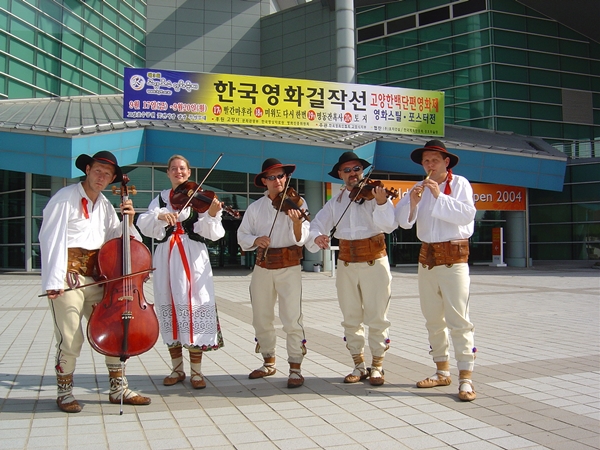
{"left": 383, "top": 181, "right": 526, "bottom": 212}
{"left": 471, "top": 184, "right": 526, "bottom": 211}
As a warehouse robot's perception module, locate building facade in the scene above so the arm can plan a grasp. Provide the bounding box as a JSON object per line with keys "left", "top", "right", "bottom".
{"left": 0, "top": 0, "right": 597, "bottom": 272}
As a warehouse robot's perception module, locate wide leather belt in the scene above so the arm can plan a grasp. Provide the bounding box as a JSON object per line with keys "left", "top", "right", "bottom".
{"left": 67, "top": 247, "right": 98, "bottom": 277}
{"left": 338, "top": 233, "right": 387, "bottom": 263}
{"left": 419, "top": 239, "right": 469, "bottom": 270}
{"left": 256, "top": 245, "right": 303, "bottom": 270}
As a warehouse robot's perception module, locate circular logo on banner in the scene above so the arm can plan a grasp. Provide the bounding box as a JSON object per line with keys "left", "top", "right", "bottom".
{"left": 129, "top": 75, "right": 145, "bottom": 91}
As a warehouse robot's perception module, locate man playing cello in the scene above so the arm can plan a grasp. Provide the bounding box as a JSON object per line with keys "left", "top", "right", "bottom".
{"left": 39, "top": 151, "right": 151, "bottom": 413}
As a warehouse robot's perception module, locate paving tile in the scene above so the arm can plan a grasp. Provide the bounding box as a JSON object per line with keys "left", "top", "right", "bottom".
{"left": 0, "top": 267, "right": 597, "bottom": 450}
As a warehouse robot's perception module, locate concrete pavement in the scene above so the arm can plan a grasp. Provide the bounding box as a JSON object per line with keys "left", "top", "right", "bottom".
{"left": 0, "top": 264, "right": 598, "bottom": 450}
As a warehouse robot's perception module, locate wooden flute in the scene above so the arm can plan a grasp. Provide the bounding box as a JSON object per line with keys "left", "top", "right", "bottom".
{"left": 417, "top": 170, "right": 433, "bottom": 197}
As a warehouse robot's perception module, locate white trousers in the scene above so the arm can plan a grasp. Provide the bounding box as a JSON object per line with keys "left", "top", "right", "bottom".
{"left": 48, "top": 274, "right": 123, "bottom": 375}
{"left": 336, "top": 257, "right": 391, "bottom": 358}
{"left": 418, "top": 263, "right": 475, "bottom": 371}
{"left": 249, "top": 265, "right": 305, "bottom": 364}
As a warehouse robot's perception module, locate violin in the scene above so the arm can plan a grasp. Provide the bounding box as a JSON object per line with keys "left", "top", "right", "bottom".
{"left": 272, "top": 187, "right": 310, "bottom": 222}
{"left": 87, "top": 175, "right": 160, "bottom": 360}
{"left": 171, "top": 181, "right": 240, "bottom": 218}
{"left": 349, "top": 179, "right": 399, "bottom": 204}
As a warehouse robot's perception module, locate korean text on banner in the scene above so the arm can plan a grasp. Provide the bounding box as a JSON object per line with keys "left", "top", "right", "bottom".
{"left": 123, "top": 68, "right": 445, "bottom": 137}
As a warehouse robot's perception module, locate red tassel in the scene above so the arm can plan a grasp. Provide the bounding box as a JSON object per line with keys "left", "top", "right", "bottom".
{"left": 444, "top": 169, "right": 453, "bottom": 195}
{"left": 81, "top": 198, "right": 89, "bottom": 219}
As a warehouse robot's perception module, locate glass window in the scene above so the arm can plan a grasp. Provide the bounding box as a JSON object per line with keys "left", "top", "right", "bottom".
{"left": 387, "top": 48, "right": 418, "bottom": 66}
{"left": 453, "top": 15, "right": 489, "bottom": 36}
{"left": 417, "top": 21, "right": 451, "bottom": 41}
{"left": 530, "top": 223, "right": 572, "bottom": 243}
{"left": 419, "top": 41, "right": 453, "bottom": 60}
{"left": 63, "top": 10, "right": 82, "bottom": 34}
{"left": 528, "top": 52, "right": 559, "bottom": 70}
{"left": 356, "top": 7, "right": 385, "bottom": 28}
{"left": 531, "top": 120, "right": 561, "bottom": 138}
{"left": 8, "top": 38, "right": 35, "bottom": 65}
{"left": 9, "top": 58, "right": 34, "bottom": 84}
{"left": 453, "top": 0, "right": 486, "bottom": 18}
{"left": 357, "top": 54, "right": 386, "bottom": 73}
{"left": 530, "top": 242, "right": 571, "bottom": 260}
{"left": 419, "top": 54, "right": 452, "bottom": 76}
{"left": 101, "top": 52, "right": 118, "bottom": 71}
{"left": 493, "top": 29, "right": 526, "bottom": 47}
{"left": 0, "top": 218, "right": 25, "bottom": 243}
{"left": 529, "top": 186, "right": 572, "bottom": 204}
{"left": 561, "top": 73, "right": 590, "bottom": 90}
{"left": 530, "top": 103, "right": 561, "bottom": 121}
{"left": 387, "top": 63, "right": 419, "bottom": 83}
{"left": 527, "top": 17, "right": 557, "bottom": 36}
{"left": 495, "top": 47, "right": 527, "bottom": 65}
{"left": 37, "top": 71, "right": 59, "bottom": 93}
{"left": 11, "top": 2, "right": 36, "bottom": 25}
{"left": 495, "top": 64, "right": 528, "bottom": 83}
{"left": 496, "top": 117, "right": 530, "bottom": 135}
{"left": 570, "top": 164, "right": 600, "bottom": 183}
{"left": 124, "top": 166, "right": 152, "bottom": 191}
{"left": 387, "top": 15, "right": 415, "bottom": 35}
{"left": 39, "top": 0, "right": 63, "bottom": 22}
{"left": 358, "top": 24, "right": 385, "bottom": 42}
{"left": 32, "top": 174, "right": 51, "bottom": 189}
{"left": 357, "top": 39, "right": 386, "bottom": 58}
{"left": 573, "top": 203, "right": 600, "bottom": 222}
{"left": 385, "top": 1, "right": 416, "bottom": 18}
{"left": 387, "top": 30, "right": 419, "bottom": 49}
{"left": 560, "top": 56, "right": 590, "bottom": 75}
{"left": 82, "top": 74, "right": 99, "bottom": 92}
{"left": 527, "top": 34, "right": 558, "bottom": 53}
{"left": 530, "top": 86, "right": 561, "bottom": 104}
{"left": 418, "top": 6, "right": 450, "bottom": 27}
{"left": 529, "top": 204, "right": 571, "bottom": 223}
{"left": 32, "top": 218, "right": 44, "bottom": 243}
{"left": 8, "top": 78, "right": 35, "bottom": 98}
{"left": 559, "top": 40, "right": 589, "bottom": 58}
{"left": 496, "top": 82, "right": 528, "bottom": 100}
{"left": 497, "top": 100, "right": 529, "bottom": 118}
{"left": 63, "top": 29, "right": 82, "bottom": 51}
{"left": 32, "top": 191, "right": 51, "bottom": 216}
{"left": 38, "top": 33, "right": 60, "bottom": 55}
{"left": 358, "top": 70, "right": 387, "bottom": 85}
{"left": 420, "top": 72, "right": 452, "bottom": 90}
{"left": 491, "top": 12, "right": 526, "bottom": 32}
{"left": 61, "top": 46, "right": 81, "bottom": 67}
{"left": 82, "top": 57, "right": 99, "bottom": 78}
{"left": 572, "top": 183, "right": 600, "bottom": 202}
{"left": 0, "top": 246, "right": 25, "bottom": 269}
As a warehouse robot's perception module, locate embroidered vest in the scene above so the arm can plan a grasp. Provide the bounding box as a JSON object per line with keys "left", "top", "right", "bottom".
{"left": 155, "top": 195, "right": 206, "bottom": 244}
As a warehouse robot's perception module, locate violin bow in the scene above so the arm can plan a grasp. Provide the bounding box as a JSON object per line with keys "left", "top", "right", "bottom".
{"left": 178, "top": 153, "right": 224, "bottom": 212}
{"left": 261, "top": 173, "right": 293, "bottom": 261}
{"left": 38, "top": 268, "right": 156, "bottom": 297}
{"left": 328, "top": 164, "right": 375, "bottom": 239}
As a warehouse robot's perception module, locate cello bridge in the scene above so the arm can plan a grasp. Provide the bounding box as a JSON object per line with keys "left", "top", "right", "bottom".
{"left": 118, "top": 296, "right": 134, "bottom": 302}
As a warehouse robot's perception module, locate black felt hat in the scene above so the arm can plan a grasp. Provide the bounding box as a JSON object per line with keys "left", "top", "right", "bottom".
{"left": 410, "top": 140, "right": 459, "bottom": 169}
{"left": 328, "top": 151, "right": 371, "bottom": 179}
{"left": 254, "top": 158, "right": 296, "bottom": 188}
{"left": 75, "top": 150, "right": 123, "bottom": 183}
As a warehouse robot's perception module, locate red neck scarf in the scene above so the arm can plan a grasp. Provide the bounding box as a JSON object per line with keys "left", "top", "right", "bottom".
{"left": 81, "top": 198, "right": 89, "bottom": 219}
{"left": 444, "top": 169, "right": 453, "bottom": 195}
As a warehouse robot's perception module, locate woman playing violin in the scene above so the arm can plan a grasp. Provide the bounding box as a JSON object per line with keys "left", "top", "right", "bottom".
{"left": 137, "top": 155, "right": 225, "bottom": 389}
{"left": 236, "top": 158, "right": 309, "bottom": 388}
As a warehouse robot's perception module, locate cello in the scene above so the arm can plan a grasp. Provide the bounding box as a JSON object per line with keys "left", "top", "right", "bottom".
{"left": 87, "top": 175, "right": 159, "bottom": 361}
